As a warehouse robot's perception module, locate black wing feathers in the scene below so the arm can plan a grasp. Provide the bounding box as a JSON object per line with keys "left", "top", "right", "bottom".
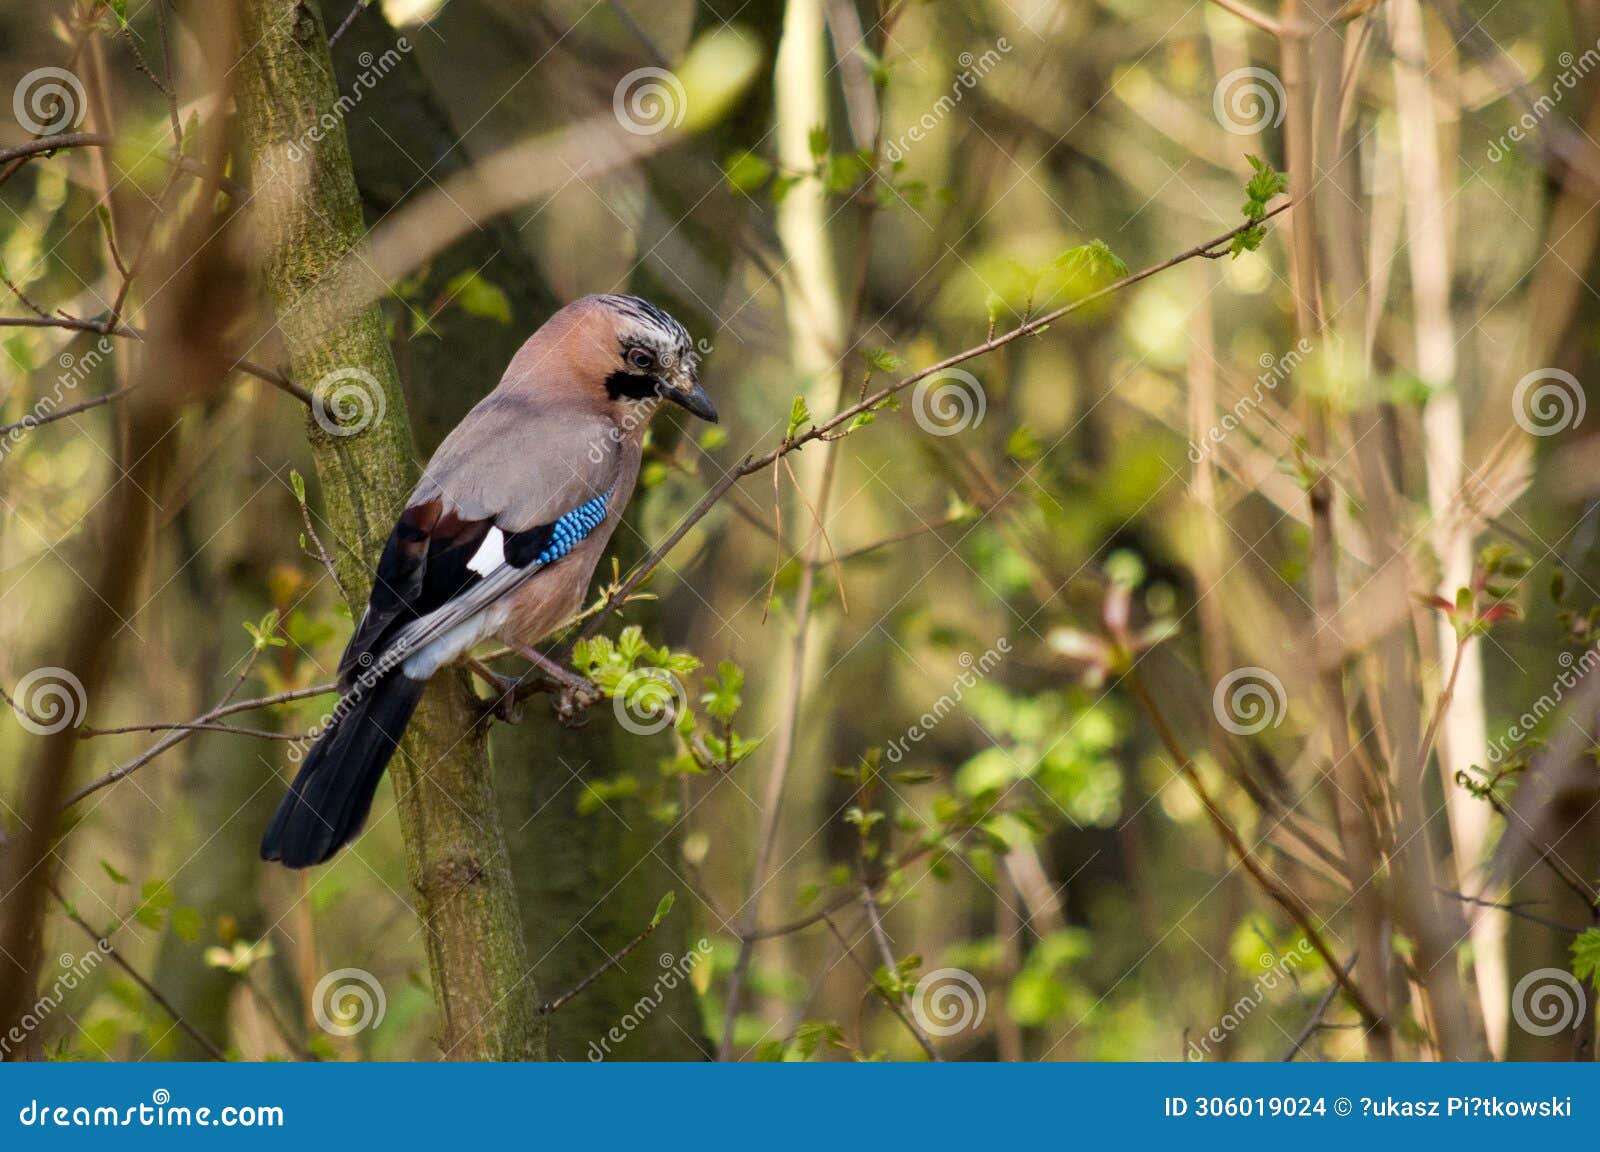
{"left": 336, "top": 499, "right": 564, "bottom": 686}
{"left": 339, "top": 499, "right": 488, "bottom": 686}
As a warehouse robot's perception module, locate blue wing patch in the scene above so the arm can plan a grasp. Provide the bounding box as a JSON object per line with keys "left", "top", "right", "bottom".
{"left": 503, "top": 489, "right": 613, "bottom": 568}
{"left": 534, "top": 490, "right": 611, "bottom": 563}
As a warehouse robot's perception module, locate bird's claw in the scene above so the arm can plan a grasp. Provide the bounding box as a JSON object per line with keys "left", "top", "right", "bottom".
{"left": 554, "top": 681, "right": 600, "bottom": 727}
{"left": 491, "top": 692, "right": 525, "bottom": 724}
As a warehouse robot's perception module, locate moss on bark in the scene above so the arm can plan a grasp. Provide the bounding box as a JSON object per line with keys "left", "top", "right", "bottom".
{"left": 236, "top": 0, "right": 541, "bottom": 1060}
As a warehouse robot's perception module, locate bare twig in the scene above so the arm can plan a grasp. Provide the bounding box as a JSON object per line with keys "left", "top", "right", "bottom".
{"left": 60, "top": 684, "right": 336, "bottom": 808}
{"left": 1126, "top": 671, "right": 1385, "bottom": 1028}
{"left": 326, "top": 0, "right": 370, "bottom": 47}
{"left": 861, "top": 888, "right": 943, "bottom": 1060}
{"left": 49, "top": 884, "right": 228, "bottom": 1061}
{"left": 577, "top": 203, "right": 1292, "bottom": 645}
{"left": 540, "top": 913, "right": 670, "bottom": 1016}
{"left": 0, "top": 315, "right": 309, "bottom": 405}
{"left": 0, "top": 387, "right": 135, "bottom": 439}
{"left": 1281, "top": 951, "right": 1357, "bottom": 1061}
{"left": 1440, "top": 889, "right": 1586, "bottom": 935}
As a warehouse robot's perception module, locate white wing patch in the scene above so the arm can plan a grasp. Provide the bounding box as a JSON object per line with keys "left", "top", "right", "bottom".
{"left": 468, "top": 526, "right": 506, "bottom": 576}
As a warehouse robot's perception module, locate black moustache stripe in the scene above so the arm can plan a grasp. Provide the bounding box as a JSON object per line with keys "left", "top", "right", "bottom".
{"left": 603, "top": 369, "right": 662, "bottom": 402}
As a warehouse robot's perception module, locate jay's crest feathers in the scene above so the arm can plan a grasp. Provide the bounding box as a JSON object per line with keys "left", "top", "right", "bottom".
{"left": 262, "top": 295, "right": 716, "bottom": 868}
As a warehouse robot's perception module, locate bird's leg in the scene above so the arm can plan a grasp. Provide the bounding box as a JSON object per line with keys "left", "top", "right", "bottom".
{"left": 512, "top": 644, "right": 599, "bottom": 725}
{"left": 466, "top": 656, "right": 523, "bottom": 724}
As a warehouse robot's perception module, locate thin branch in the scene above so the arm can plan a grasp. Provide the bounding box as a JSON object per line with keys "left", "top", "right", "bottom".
{"left": 1439, "top": 889, "right": 1587, "bottom": 935}
{"left": 78, "top": 720, "right": 296, "bottom": 740}
{"left": 1126, "top": 671, "right": 1385, "bottom": 1028}
{"left": 59, "top": 683, "right": 336, "bottom": 808}
{"left": 540, "top": 914, "right": 668, "bottom": 1016}
{"left": 0, "top": 315, "right": 310, "bottom": 405}
{"left": 577, "top": 203, "right": 1293, "bottom": 642}
{"left": 861, "top": 888, "right": 943, "bottom": 1060}
{"left": 811, "top": 506, "right": 984, "bottom": 567}
{"left": 0, "top": 387, "right": 135, "bottom": 439}
{"left": 0, "top": 132, "right": 109, "bottom": 165}
{"left": 326, "top": 0, "right": 369, "bottom": 47}
{"left": 0, "top": 132, "right": 248, "bottom": 197}
{"left": 240, "top": 971, "right": 316, "bottom": 1061}
{"left": 48, "top": 883, "right": 227, "bottom": 1061}
{"left": 1281, "top": 951, "right": 1356, "bottom": 1061}
{"left": 296, "top": 494, "right": 352, "bottom": 604}
{"left": 1207, "top": 0, "right": 1285, "bottom": 35}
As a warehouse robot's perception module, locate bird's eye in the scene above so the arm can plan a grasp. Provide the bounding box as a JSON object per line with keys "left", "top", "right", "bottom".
{"left": 627, "top": 347, "right": 656, "bottom": 373}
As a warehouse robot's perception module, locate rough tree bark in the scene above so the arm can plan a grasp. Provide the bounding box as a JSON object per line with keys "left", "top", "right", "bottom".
{"left": 322, "top": 0, "right": 784, "bottom": 1058}
{"left": 236, "top": 0, "right": 541, "bottom": 1060}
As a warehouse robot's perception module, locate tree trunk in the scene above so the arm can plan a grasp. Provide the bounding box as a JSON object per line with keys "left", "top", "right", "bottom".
{"left": 236, "top": 0, "right": 541, "bottom": 1060}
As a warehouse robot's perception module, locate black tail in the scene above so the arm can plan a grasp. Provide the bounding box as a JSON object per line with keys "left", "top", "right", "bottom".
{"left": 261, "top": 674, "right": 426, "bottom": 868}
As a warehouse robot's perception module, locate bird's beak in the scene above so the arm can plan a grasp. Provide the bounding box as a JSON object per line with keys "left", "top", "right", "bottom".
{"left": 661, "top": 373, "right": 718, "bottom": 423}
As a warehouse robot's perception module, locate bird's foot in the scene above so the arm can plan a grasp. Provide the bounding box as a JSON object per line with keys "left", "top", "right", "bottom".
{"left": 554, "top": 680, "right": 601, "bottom": 727}
{"left": 511, "top": 645, "right": 599, "bottom": 726}
{"left": 467, "top": 657, "right": 524, "bottom": 723}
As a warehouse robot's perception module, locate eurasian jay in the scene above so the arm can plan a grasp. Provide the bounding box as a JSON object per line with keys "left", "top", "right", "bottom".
{"left": 261, "top": 294, "right": 717, "bottom": 868}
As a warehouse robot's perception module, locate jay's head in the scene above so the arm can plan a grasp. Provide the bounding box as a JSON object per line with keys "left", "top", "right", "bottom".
{"left": 556, "top": 293, "right": 718, "bottom": 425}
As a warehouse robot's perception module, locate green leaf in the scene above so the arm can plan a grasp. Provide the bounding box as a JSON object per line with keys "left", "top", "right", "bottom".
{"left": 702, "top": 661, "right": 745, "bottom": 721}
{"left": 807, "top": 124, "right": 830, "bottom": 162}
{"left": 822, "top": 153, "right": 865, "bottom": 194}
{"left": 650, "top": 891, "right": 676, "bottom": 929}
{"left": 171, "top": 906, "right": 204, "bottom": 944}
{"left": 99, "top": 859, "right": 129, "bottom": 885}
{"left": 289, "top": 468, "right": 307, "bottom": 504}
{"left": 786, "top": 395, "right": 812, "bottom": 440}
{"left": 1055, "top": 239, "right": 1129, "bottom": 285}
{"left": 724, "top": 149, "right": 773, "bottom": 194}
{"left": 769, "top": 173, "right": 803, "bottom": 205}
{"left": 442, "top": 269, "right": 512, "bottom": 325}
{"left": 864, "top": 348, "right": 904, "bottom": 373}
{"left": 1244, "top": 154, "right": 1289, "bottom": 207}
{"left": 1572, "top": 929, "right": 1600, "bottom": 988}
